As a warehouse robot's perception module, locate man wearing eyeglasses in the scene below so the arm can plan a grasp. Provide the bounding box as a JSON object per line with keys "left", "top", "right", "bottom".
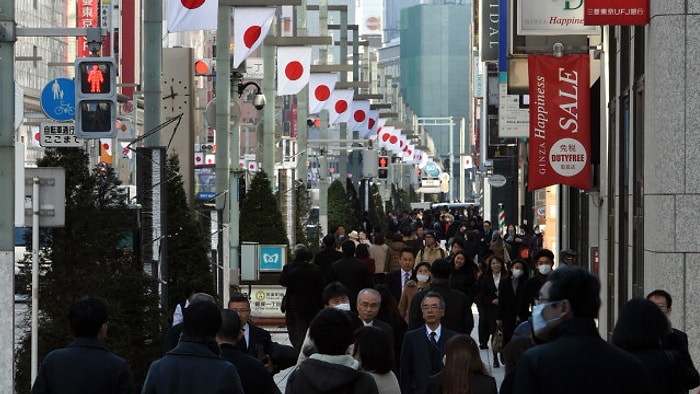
{"left": 513, "top": 266, "right": 649, "bottom": 394}
{"left": 400, "top": 292, "right": 457, "bottom": 394}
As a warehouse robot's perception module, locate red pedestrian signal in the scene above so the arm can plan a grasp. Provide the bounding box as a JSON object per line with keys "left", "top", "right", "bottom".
{"left": 75, "top": 57, "right": 117, "bottom": 138}
{"left": 194, "top": 59, "right": 215, "bottom": 76}
{"left": 378, "top": 156, "right": 389, "bottom": 169}
{"left": 76, "top": 59, "right": 113, "bottom": 95}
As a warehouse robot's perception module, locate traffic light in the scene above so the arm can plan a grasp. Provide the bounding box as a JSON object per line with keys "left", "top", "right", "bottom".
{"left": 75, "top": 57, "right": 117, "bottom": 138}
{"left": 378, "top": 156, "right": 389, "bottom": 179}
{"left": 194, "top": 58, "right": 215, "bottom": 76}
{"left": 307, "top": 118, "right": 320, "bottom": 128}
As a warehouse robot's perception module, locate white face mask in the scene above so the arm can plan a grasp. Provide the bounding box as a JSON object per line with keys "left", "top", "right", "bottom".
{"left": 512, "top": 269, "right": 524, "bottom": 278}
{"left": 334, "top": 303, "right": 351, "bottom": 311}
{"left": 416, "top": 274, "right": 430, "bottom": 283}
{"left": 532, "top": 302, "right": 560, "bottom": 336}
{"left": 538, "top": 264, "right": 552, "bottom": 275}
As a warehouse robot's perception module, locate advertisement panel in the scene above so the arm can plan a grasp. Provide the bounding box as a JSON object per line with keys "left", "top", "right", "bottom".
{"left": 77, "top": 0, "right": 99, "bottom": 57}
{"left": 517, "top": 0, "right": 598, "bottom": 36}
{"left": 527, "top": 54, "right": 591, "bottom": 191}
{"left": 584, "top": 0, "right": 649, "bottom": 26}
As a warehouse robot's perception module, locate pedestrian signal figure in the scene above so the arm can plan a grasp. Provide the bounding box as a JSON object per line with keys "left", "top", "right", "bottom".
{"left": 88, "top": 65, "right": 104, "bottom": 93}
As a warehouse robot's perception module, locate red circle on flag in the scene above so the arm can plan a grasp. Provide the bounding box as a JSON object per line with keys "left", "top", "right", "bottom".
{"left": 381, "top": 132, "right": 391, "bottom": 142}
{"left": 102, "top": 143, "right": 110, "bottom": 150}
{"left": 180, "top": 0, "right": 205, "bottom": 10}
{"left": 34, "top": 132, "right": 40, "bottom": 142}
{"left": 376, "top": 127, "right": 382, "bottom": 135}
{"left": 249, "top": 163, "right": 255, "bottom": 169}
{"left": 335, "top": 100, "right": 348, "bottom": 114}
{"left": 285, "top": 61, "right": 304, "bottom": 81}
{"left": 368, "top": 118, "right": 376, "bottom": 129}
{"left": 389, "top": 135, "right": 398, "bottom": 144}
{"left": 244, "top": 26, "right": 262, "bottom": 48}
{"left": 196, "top": 156, "right": 202, "bottom": 163}
{"left": 353, "top": 110, "right": 366, "bottom": 122}
{"left": 315, "top": 85, "right": 331, "bottom": 101}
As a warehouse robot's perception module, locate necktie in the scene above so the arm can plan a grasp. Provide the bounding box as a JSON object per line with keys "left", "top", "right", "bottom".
{"left": 404, "top": 271, "right": 410, "bottom": 286}
{"left": 430, "top": 331, "right": 439, "bottom": 348}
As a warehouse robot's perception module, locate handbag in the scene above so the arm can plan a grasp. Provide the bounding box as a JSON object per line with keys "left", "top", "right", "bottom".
{"left": 491, "top": 327, "right": 504, "bottom": 353}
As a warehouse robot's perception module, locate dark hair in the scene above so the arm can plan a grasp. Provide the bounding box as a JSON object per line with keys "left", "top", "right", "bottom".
{"left": 322, "top": 281, "right": 350, "bottom": 305}
{"left": 400, "top": 246, "right": 416, "bottom": 257}
{"left": 509, "top": 258, "right": 527, "bottom": 271}
{"left": 356, "top": 243, "right": 371, "bottom": 259}
{"left": 228, "top": 293, "right": 250, "bottom": 307}
{"left": 294, "top": 246, "right": 313, "bottom": 263}
{"left": 412, "top": 261, "right": 432, "bottom": 281}
{"left": 374, "top": 232, "right": 386, "bottom": 245}
{"left": 534, "top": 248, "right": 555, "bottom": 262}
{"left": 547, "top": 266, "right": 601, "bottom": 319}
{"left": 341, "top": 240, "right": 356, "bottom": 257}
{"left": 218, "top": 309, "right": 242, "bottom": 342}
{"left": 450, "top": 237, "right": 465, "bottom": 251}
{"left": 646, "top": 289, "right": 672, "bottom": 309}
{"left": 309, "top": 308, "right": 354, "bottom": 355}
{"left": 352, "top": 326, "right": 393, "bottom": 374}
{"left": 430, "top": 259, "right": 452, "bottom": 279}
{"left": 69, "top": 297, "right": 109, "bottom": 338}
{"left": 441, "top": 335, "right": 488, "bottom": 394}
{"left": 183, "top": 301, "right": 221, "bottom": 338}
{"left": 184, "top": 279, "right": 205, "bottom": 298}
{"left": 322, "top": 234, "right": 336, "bottom": 248}
{"left": 612, "top": 298, "right": 670, "bottom": 352}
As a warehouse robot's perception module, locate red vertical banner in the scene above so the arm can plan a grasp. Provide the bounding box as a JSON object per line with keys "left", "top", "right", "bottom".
{"left": 528, "top": 54, "right": 591, "bottom": 191}
{"left": 77, "top": 0, "right": 99, "bottom": 57}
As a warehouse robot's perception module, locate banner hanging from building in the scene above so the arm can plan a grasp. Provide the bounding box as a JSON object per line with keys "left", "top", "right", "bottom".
{"left": 527, "top": 54, "right": 591, "bottom": 191}
{"left": 584, "top": 0, "right": 649, "bottom": 26}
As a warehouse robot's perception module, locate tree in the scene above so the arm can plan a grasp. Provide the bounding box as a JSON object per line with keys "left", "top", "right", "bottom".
{"left": 15, "top": 148, "right": 162, "bottom": 393}
{"left": 165, "top": 155, "right": 215, "bottom": 321}
{"left": 327, "top": 179, "right": 352, "bottom": 232}
{"left": 239, "top": 170, "right": 289, "bottom": 245}
{"left": 294, "top": 181, "right": 314, "bottom": 250}
{"left": 345, "top": 178, "right": 362, "bottom": 230}
{"left": 369, "top": 183, "right": 387, "bottom": 235}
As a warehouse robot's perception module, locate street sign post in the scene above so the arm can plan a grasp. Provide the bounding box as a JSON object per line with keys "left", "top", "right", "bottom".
{"left": 39, "top": 122, "right": 83, "bottom": 147}
{"left": 40, "top": 78, "right": 75, "bottom": 122}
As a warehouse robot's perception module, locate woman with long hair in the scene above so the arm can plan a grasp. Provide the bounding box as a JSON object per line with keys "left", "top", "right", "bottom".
{"left": 429, "top": 334, "right": 497, "bottom": 394}
{"left": 476, "top": 254, "right": 506, "bottom": 367}
{"left": 352, "top": 326, "right": 401, "bottom": 394}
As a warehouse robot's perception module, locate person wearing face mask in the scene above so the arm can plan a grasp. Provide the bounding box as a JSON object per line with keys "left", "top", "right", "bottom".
{"left": 496, "top": 259, "right": 528, "bottom": 362}
{"left": 513, "top": 266, "right": 650, "bottom": 394}
{"left": 518, "top": 249, "right": 555, "bottom": 321}
{"left": 399, "top": 262, "right": 433, "bottom": 322}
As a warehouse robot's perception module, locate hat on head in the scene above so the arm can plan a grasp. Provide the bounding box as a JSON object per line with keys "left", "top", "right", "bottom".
{"left": 561, "top": 248, "right": 578, "bottom": 258}
{"left": 348, "top": 230, "right": 359, "bottom": 240}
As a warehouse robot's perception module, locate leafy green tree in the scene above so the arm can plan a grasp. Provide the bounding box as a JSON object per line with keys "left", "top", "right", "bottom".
{"left": 327, "top": 179, "right": 352, "bottom": 232}
{"left": 369, "top": 183, "right": 387, "bottom": 235}
{"left": 165, "top": 155, "right": 215, "bottom": 320}
{"left": 294, "top": 181, "right": 314, "bottom": 250}
{"left": 15, "top": 148, "right": 162, "bottom": 393}
{"left": 239, "top": 171, "right": 289, "bottom": 245}
{"left": 345, "top": 178, "right": 362, "bottom": 230}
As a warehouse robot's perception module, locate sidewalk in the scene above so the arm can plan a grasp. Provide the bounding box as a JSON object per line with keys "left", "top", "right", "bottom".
{"left": 263, "top": 305, "right": 506, "bottom": 392}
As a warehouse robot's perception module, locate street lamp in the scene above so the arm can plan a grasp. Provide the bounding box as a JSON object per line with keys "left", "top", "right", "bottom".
{"left": 238, "top": 81, "right": 266, "bottom": 110}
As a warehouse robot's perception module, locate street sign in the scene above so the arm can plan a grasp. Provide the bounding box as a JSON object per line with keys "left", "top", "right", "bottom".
{"left": 424, "top": 161, "right": 441, "bottom": 177}
{"left": 41, "top": 78, "right": 75, "bottom": 122}
{"left": 24, "top": 167, "right": 66, "bottom": 227}
{"left": 259, "top": 245, "right": 286, "bottom": 271}
{"left": 39, "top": 122, "right": 84, "bottom": 147}
{"left": 490, "top": 174, "right": 507, "bottom": 188}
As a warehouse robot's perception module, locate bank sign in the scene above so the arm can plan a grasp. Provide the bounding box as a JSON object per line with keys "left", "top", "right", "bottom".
{"left": 584, "top": 0, "right": 649, "bottom": 26}
{"left": 517, "top": 0, "right": 599, "bottom": 35}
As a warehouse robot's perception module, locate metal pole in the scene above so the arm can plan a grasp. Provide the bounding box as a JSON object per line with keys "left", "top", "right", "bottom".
{"left": 460, "top": 117, "right": 465, "bottom": 202}
{"left": 449, "top": 116, "right": 455, "bottom": 202}
{"left": 296, "top": 0, "right": 308, "bottom": 183}
{"left": 142, "top": 0, "right": 162, "bottom": 146}
{"left": 31, "top": 178, "right": 39, "bottom": 384}
{"left": 0, "top": 0, "right": 17, "bottom": 388}
{"left": 262, "top": 26, "right": 276, "bottom": 177}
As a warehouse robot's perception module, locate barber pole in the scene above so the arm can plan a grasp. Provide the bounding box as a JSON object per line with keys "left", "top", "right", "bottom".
{"left": 498, "top": 204, "right": 506, "bottom": 234}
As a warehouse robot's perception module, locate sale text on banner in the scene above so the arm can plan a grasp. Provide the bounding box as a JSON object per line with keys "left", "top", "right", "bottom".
{"left": 528, "top": 54, "right": 591, "bottom": 191}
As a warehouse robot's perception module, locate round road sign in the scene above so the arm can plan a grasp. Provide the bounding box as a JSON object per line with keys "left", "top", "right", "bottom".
{"left": 41, "top": 78, "right": 75, "bottom": 122}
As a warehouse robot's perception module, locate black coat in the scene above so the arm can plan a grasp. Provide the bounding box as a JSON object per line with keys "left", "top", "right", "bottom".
{"left": 386, "top": 269, "right": 411, "bottom": 305}
{"left": 280, "top": 261, "right": 325, "bottom": 319}
{"left": 142, "top": 340, "right": 244, "bottom": 394}
{"left": 400, "top": 325, "right": 458, "bottom": 394}
{"left": 514, "top": 318, "right": 651, "bottom": 394}
{"left": 31, "top": 338, "right": 135, "bottom": 394}
{"left": 314, "top": 248, "right": 343, "bottom": 284}
{"left": 497, "top": 275, "right": 527, "bottom": 344}
{"left": 286, "top": 357, "right": 379, "bottom": 394}
{"left": 330, "top": 257, "right": 373, "bottom": 309}
{"left": 219, "top": 343, "right": 278, "bottom": 394}
{"left": 235, "top": 323, "right": 298, "bottom": 371}
{"left": 428, "top": 371, "right": 497, "bottom": 394}
{"left": 407, "top": 279, "right": 472, "bottom": 334}
{"left": 518, "top": 273, "right": 548, "bottom": 320}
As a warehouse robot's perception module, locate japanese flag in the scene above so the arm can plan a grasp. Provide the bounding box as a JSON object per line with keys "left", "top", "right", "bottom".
{"left": 277, "top": 46, "right": 312, "bottom": 96}
{"left": 349, "top": 100, "right": 370, "bottom": 133}
{"left": 195, "top": 152, "right": 205, "bottom": 166}
{"left": 206, "top": 154, "right": 216, "bottom": 165}
{"left": 248, "top": 161, "right": 259, "bottom": 172}
{"left": 233, "top": 7, "right": 275, "bottom": 68}
{"left": 100, "top": 139, "right": 113, "bottom": 156}
{"left": 362, "top": 110, "right": 380, "bottom": 139}
{"left": 167, "top": 0, "right": 217, "bottom": 33}
{"left": 308, "top": 73, "right": 338, "bottom": 114}
{"left": 31, "top": 126, "right": 40, "bottom": 147}
{"left": 239, "top": 159, "right": 246, "bottom": 169}
{"left": 378, "top": 126, "right": 395, "bottom": 149}
{"left": 119, "top": 142, "right": 132, "bottom": 159}
{"left": 325, "top": 89, "right": 354, "bottom": 125}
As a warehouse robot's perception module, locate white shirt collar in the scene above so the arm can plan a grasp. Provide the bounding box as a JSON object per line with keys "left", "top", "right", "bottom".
{"left": 425, "top": 324, "right": 442, "bottom": 341}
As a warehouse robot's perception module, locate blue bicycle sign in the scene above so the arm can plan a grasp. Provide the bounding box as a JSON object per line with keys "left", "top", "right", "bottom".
{"left": 41, "top": 78, "right": 75, "bottom": 122}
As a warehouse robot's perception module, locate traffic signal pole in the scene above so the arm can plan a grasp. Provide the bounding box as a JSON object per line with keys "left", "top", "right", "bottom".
{"left": 0, "top": 1, "right": 16, "bottom": 390}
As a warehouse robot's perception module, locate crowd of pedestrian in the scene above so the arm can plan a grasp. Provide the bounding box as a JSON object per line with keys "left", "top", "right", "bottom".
{"left": 29, "top": 207, "right": 700, "bottom": 394}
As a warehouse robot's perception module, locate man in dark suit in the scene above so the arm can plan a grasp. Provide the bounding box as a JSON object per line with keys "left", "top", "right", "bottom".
{"left": 228, "top": 294, "right": 298, "bottom": 374}
{"left": 356, "top": 288, "right": 396, "bottom": 370}
{"left": 514, "top": 266, "right": 649, "bottom": 393}
{"left": 407, "top": 259, "right": 473, "bottom": 335}
{"left": 314, "top": 234, "right": 343, "bottom": 284}
{"left": 386, "top": 247, "right": 416, "bottom": 304}
{"left": 400, "top": 292, "right": 457, "bottom": 394}
{"left": 478, "top": 220, "right": 494, "bottom": 261}
{"left": 217, "top": 309, "right": 279, "bottom": 394}
{"left": 31, "top": 297, "right": 135, "bottom": 394}
{"left": 330, "top": 240, "right": 373, "bottom": 311}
